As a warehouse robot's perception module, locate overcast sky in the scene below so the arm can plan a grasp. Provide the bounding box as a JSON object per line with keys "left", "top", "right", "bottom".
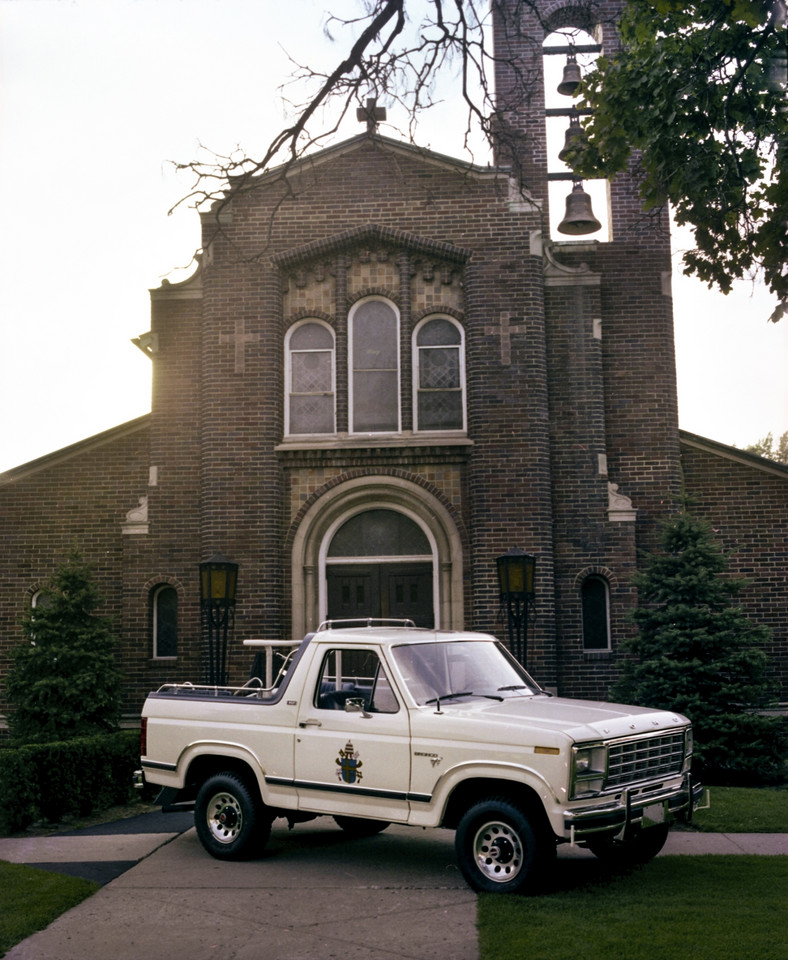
{"left": 1, "top": 0, "right": 785, "bottom": 473}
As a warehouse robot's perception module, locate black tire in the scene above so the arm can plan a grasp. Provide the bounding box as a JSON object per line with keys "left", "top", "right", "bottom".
{"left": 333, "top": 815, "right": 390, "bottom": 838}
{"left": 194, "top": 772, "right": 271, "bottom": 861}
{"left": 455, "top": 797, "right": 553, "bottom": 894}
{"left": 586, "top": 823, "right": 670, "bottom": 867}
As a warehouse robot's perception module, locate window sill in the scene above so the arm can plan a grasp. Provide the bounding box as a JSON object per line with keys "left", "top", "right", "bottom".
{"left": 276, "top": 432, "right": 473, "bottom": 452}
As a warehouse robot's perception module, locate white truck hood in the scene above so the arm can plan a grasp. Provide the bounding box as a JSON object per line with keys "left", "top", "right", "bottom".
{"left": 416, "top": 695, "right": 688, "bottom": 744}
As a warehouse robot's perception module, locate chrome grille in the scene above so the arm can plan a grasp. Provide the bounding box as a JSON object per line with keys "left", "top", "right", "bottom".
{"left": 606, "top": 732, "right": 686, "bottom": 789}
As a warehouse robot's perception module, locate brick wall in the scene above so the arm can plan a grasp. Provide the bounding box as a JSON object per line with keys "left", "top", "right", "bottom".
{"left": 681, "top": 435, "right": 788, "bottom": 701}
{"left": 0, "top": 421, "right": 151, "bottom": 719}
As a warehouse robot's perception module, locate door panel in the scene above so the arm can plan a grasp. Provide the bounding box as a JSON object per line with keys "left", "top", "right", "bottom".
{"left": 294, "top": 646, "right": 411, "bottom": 821}
{"left": 326, "top": 567, "right": 377, "bottom": 621}
{"left": 386, "top": 567, "right": 433, "bottom": 627}
{"left": 326, "top": 563, "right": 433, "bottom": 627}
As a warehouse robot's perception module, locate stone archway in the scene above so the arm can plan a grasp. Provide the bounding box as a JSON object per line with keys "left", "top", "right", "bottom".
{"left": 289, "top": 474, "right": 465, "bottom": 639}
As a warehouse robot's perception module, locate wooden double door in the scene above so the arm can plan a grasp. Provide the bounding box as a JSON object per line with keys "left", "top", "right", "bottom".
{"left": 326, "top": 562, "right": 434, "bottom": 628}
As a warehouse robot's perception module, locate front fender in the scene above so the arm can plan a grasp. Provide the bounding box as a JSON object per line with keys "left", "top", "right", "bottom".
{"left": 409, "top": 760, "right": 558, "bottom": 828}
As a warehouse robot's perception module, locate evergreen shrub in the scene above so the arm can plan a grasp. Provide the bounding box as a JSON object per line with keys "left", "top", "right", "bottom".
{"left": 5, "top": 549, "right": 122, "bottom": 745}
{"left": 611, "top": 507, "right": 786, "bottom": 785}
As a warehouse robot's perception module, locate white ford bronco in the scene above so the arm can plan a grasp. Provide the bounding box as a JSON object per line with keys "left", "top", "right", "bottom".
{"left": 137, "top": 622, "right": 702, "bottom": 893}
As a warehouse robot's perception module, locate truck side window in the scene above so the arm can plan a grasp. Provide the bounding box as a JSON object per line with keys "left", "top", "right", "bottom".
{"left": 315, "top": 649, "right": 399, "bottom": 714}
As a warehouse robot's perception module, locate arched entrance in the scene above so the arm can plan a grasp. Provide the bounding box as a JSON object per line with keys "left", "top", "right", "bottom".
{"left": 289, "top": 475, "right": 465, "bottom": 638}
{"left": 325, "top": 509, "right": 434, "bottom": 627}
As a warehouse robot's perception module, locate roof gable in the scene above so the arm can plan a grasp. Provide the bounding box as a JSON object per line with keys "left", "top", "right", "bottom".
{"left": 680, "top": 430, "right": 788, "bottom": 480}
{"left": 228, "top": 132, "right": 508, "bottom": 198}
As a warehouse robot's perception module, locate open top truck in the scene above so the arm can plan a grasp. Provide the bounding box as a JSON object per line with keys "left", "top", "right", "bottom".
{"left": 137, "top": 621, "right": 702, "bottom": 893}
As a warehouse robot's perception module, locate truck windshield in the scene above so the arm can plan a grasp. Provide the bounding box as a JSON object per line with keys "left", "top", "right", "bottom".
{"left": 390, "top": 640, "right": 542, "bottom": 706}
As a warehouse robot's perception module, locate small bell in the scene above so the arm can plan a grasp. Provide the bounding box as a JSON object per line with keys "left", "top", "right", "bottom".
{"left": 557, "top": 53, "right": 582, "bottom": 97}
{"left": 557, "top": 182, "right": 602, "bottom": 236}
{"left": 558, "top": 117, "right": 585, "bottom": 163}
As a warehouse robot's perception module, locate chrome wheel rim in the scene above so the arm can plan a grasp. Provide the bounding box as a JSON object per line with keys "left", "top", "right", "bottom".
{"left": 473, "top": 819, "right": 524, "bottom": 883}
{"left": 206, "top": 791, "right": 244, "bottom": 844}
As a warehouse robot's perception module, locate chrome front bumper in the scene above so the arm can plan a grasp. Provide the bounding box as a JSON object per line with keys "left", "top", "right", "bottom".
{"left": 564, "top": 775, "right": 704, "bottom": 843}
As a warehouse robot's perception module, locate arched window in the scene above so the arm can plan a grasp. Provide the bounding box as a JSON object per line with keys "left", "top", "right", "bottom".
{"left": 327, "top": 509, "right": 432, "bottom": 560}
{"left": 285, "top": 320, "right": 336, "bottom": 435}
{"left": 152, "top": 585, "right": 178, "bottom": 659}
{"left": 349, "top": 298, "right": 400, "bottom": 433}
{"left": 581, "top": 575, "right": 610, "bottom": 651}
{"left": 413, "top": 316, "right": 466, "bottom": 431}
{"left": 31, "top": 590, "right": 51, "bottom": 611}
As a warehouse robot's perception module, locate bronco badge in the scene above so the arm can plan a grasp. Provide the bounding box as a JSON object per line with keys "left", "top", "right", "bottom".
{"left": 336, "top": 740, "right": 363, "bottom": 784}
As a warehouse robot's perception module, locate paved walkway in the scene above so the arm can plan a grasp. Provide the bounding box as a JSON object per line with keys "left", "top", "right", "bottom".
{"left": 1, "top": 813, "right": 786, "bottom": 960}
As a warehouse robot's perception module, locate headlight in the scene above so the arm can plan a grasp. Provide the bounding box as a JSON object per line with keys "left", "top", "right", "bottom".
{"left": 574, "top": 749, "right": 594, "bottom": 774}
{"left": 571, "top": 744, "right": 607, "bottom": 798}
{"left": 684, "top": 728, "right": 693, "bottom": 771}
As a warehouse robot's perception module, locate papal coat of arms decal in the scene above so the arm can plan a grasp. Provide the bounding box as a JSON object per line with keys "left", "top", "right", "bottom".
{"left": 336, "top": 741, "right": 363, "bottom": 784}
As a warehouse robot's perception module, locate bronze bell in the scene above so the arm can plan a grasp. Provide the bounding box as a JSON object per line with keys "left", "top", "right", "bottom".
{"left": 557, "top": 182, "right": 602, "bottom": 236}
{"left": 558, "top": 117, "right": 585, "bottom": 163}
{"left": 557, "top": 54, "right": 582, "bottom": 97}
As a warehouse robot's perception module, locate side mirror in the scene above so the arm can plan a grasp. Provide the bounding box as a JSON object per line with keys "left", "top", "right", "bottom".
{"left": 345, "top": 696, "right": 372, "bottom": 718}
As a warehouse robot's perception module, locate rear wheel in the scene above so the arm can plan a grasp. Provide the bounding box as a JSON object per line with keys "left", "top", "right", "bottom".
{"left": 587, "top": 823, "right": 670, "bottom": 867}
{"left": 194, "top": 772, "right": 271, "bottom": 860}
{"left": 455, "top": 797, "right": 553, "bottom": 894}
{"left": 333, "top": 815, "right": 390, "bottom": 838}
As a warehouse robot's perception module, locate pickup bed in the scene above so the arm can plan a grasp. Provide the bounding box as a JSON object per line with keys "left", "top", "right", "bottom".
{"left": 137, "top": 622, "right": 702, "bottom": 893}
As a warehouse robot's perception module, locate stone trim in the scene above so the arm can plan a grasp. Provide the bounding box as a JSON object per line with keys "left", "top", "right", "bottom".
{"left": 273, "top": 223, "right": 472, "bottom": 271}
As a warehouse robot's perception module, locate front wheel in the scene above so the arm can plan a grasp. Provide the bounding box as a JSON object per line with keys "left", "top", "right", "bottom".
{"left": 194, "top": 772, "right": 271, "bottom": 861}
{"left": 455, "top": 798, "right": 553, "bottom": 894}
{"left": 586, "top": 823, "right": 670, "bottom": 867}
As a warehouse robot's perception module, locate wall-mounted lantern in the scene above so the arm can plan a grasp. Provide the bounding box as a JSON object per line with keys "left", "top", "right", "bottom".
{"left": 199, "top": 554, "right": 238, "bottom": 686}
{"left": 496, "top": 547, "right": 537, "bottom": 667}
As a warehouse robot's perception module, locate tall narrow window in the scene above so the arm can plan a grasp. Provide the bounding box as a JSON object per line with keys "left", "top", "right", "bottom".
{"left": 153, "top": 585, "right": 178, "bottom": 659}
{"left": 350, "top": 299, "right": 400, "bottom": 433}
{"left": 286, "top": 321, "right": 335, "bottom": 435}
{"left": 581, "top": 575, "right": 610, "bottom": 651}
{"left": 414, "top": 317, "right": 465, "bottom": 431}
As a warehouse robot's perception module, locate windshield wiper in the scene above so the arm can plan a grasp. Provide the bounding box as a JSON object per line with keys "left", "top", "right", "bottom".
{"left": 425, "top": 690, "right": 474, "bottom": 705}
{"left": 497, "top": 684, "right": 530, "bottom": 692}
{"left": 426, "top": 690, "right": 504, "bottom": 708}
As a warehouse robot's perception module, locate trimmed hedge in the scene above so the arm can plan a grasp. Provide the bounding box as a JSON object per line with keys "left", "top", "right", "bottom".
{"left": 0, "top": 731, "right": 139, "bottom": 834}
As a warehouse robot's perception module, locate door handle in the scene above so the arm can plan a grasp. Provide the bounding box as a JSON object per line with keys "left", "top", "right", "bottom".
{"left": 298, "top": 718, "right": 322, "bottom": 728}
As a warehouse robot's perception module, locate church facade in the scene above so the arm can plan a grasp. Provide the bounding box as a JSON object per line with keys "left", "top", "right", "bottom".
{"left": 2, "top": 0, "right": 786, "bottom": 723}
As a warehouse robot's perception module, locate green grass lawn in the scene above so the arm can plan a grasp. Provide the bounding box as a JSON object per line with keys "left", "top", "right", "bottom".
{"left": 478, "top": 856, "right": 788, "bottom": 960}
{"left": 0, "top": 861, "right": 98, "bottom": 956}
{"left": 691, "top": 785, "right": 788, "bottom": 832}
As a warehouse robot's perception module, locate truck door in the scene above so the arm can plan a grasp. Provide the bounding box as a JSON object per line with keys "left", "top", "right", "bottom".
{"left": 294, "top": 646, "right": 412, "bottom": 822}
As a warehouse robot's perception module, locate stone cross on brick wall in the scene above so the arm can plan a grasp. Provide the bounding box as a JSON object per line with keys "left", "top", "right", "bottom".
{"left": 356, "top": 96, "right": 387, "bottom": 133}
{"left": 219, "top": 318, "right": 261, "bottom": 374}
{"left": 484, "top": 312, "right": 527, "bottom": 366}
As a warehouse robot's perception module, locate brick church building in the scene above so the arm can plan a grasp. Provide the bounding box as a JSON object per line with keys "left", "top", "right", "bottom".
{"left": 2, "top": 0, "right": 786, "bottom": 724}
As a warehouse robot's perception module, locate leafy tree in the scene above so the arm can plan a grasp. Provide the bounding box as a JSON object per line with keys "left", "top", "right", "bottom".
{"left": 568, "top": 0, "right": 788, "bottom": 322}
{"left": 610, "top": 508, "right": 786, "bottom": 784}
{"left": 744, "top": 430, "right": 788, "bottom": 463}
{"left": 173, "top": 0, "right": 786, "bottom": 323}
{"left": 5, "top": 550, "right": 122, "bottom": 745}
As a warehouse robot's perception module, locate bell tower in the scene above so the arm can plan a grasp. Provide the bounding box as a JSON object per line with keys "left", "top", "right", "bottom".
{"left": 491, "top": 0, "right": 682, "bottom": 694}
{"left": 492, "top": 0, "right": 670, "bottom": 245}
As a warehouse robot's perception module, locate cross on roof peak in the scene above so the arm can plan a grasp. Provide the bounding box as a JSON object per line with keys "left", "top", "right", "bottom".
{"left": 356, "top": 96, "right": 387, "bottom": 134}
